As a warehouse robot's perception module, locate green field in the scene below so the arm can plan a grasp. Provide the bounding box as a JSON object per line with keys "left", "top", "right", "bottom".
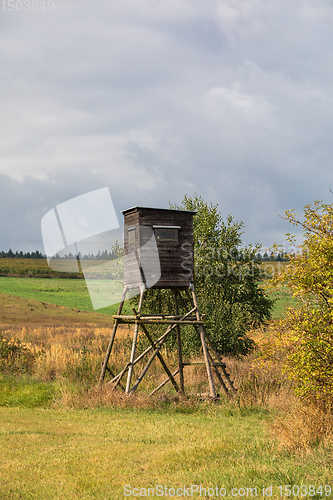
{"left": 267, "top": 286, "right": 298, "bottom": 319}
{"left": 0, "top": 257, "right": 82, "bottom": 278}
{"left": 0, "top": 275, "right": 296, "bottom": 320}
{"left": 1, "top": 262, "right": 331, "bottom": 499}
{"left": 0, "top": 276, "right": 92, "bottom": 308}
{"left": 0, "top": 276, "right": 129, "bottom": 316}
{"left": 0, "top": 258, "right": 294, "bottom": 318}
{"left": 0, "top": 396, "right": 332, "bottom": 499}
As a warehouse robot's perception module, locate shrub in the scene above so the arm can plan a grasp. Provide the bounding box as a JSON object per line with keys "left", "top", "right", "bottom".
{"left": 272, "top": 199, "right": 333, "bottom": 411}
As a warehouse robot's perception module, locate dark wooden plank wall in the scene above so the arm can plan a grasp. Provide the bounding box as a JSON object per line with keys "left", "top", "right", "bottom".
{"left": 123, "top": 207, "right": 194, "bottom": 288}
{"left": 123, "top": 210, "right": 141, "bottom": 286}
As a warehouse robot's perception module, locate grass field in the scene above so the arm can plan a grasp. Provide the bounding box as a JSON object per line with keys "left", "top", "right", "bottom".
{"left": 1, "top": 261, "right": 332, "bottom": 499}
{"left": 1, "top": 403, "right": 332, "bottom": 499}
{"left": 0, "top": 257, "right": 83, "bottom": 278}
{"left": 0, "top": 276, "right": 130, "bottom": 316}
{"left": 0, "top": 291, "right": 118, "bottom": 326}
{"left": 265, "top": 286, "right": 298, "bottom": 320}
{"left": 0, "top": 272, "right": 296, "bottom": 321}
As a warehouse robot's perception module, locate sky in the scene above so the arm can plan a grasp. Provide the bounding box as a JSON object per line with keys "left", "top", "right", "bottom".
{"left": 1, "top": 0, "right": 333, "bottom": 255}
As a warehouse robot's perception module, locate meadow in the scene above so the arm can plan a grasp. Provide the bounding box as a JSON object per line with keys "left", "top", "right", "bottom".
{"left": 0, "top": 276, "right": 117, "bottom": 314}
{"left": 0, "top": 257, "right": 82, "bottom": 278}
{"left": 0, "top": 259, "right": 332, "bottom": 499}
{"left": 1, "top": 403, "right": 332, "bottom": 499}
{"left": 0, "top": 259, "right": 296, "bottom": 319}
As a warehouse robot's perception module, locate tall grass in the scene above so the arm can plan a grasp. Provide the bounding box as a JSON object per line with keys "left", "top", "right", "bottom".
{"left": 1, "top": 321, "right": 333, "bottom": 451}
{"left": 0, "top": 323, "right": 292, "bottom": 407}
{"left": 1, "top": 325, "right": 118, "bottom": 382}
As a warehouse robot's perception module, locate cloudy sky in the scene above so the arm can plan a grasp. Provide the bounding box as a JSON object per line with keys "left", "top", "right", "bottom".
{"left": 1, "top": 0, "right": 333, "bottom": 254}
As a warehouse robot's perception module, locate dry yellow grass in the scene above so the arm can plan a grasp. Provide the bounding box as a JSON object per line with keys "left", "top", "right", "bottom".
{"left": 1, "top": 324, "right": 131, "bottom": 382}
{"left": 1, "top": 323, "right": 226, "bottom": 394}
{"left": 1, "top": 321, "right": 292, "bottom": 404}
{"left": 271, "top": 402, "right": 333, "bottom": 452}
{"left": 3, "top": 318, "right": 333, "bottom": 451}
{"left": 4, "top": 325, "right": 292, "bottom": 415}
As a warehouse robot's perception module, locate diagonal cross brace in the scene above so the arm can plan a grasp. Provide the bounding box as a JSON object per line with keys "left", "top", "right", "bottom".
{"left": 108, "top": 306, "right": 197, "bottom": 389}
{"left": 132, "top": 307, "right": 180, "bottom": 393}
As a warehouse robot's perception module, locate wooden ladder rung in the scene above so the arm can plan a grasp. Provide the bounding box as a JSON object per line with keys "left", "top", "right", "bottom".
{"left": 182, "top": 361, "right": 226, "bottom": 367}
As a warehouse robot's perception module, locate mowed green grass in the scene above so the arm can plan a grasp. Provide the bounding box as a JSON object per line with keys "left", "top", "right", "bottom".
{"left": 0, "top": 404, "right": 332, "bottom": 500}
{"left": 0, "top": 276, "right": 295, "bottom": 320}
{"left": 0, "top": 276, "right": 127, "bottom": 316}
{"left": 0, "top": 258, "right": 297, "bottom": 320}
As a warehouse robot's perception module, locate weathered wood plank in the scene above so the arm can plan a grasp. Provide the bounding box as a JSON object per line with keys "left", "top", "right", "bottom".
{"left": 112, "top": 315, "right": 203, "bottom": 325}
{"left": 122, "top": 206, "right": 194, "bottom": 288}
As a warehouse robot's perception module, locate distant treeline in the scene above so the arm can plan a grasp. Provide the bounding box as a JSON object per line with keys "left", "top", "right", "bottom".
{"left": 1, "top": 248, "right": 289, "bottom": 262}
{"left": 0, "top": 248, "right": 121, "bottom": 260}
{"left": 255, "top": 252, "right": 290, "bottom": 262}
{"left": 0, "top": 249, "right": 45, "bottom": 259}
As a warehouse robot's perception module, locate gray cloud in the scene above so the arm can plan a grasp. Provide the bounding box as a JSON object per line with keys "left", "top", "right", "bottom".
{"left": 1, "top": 0, "right": 333, "bottom": 253}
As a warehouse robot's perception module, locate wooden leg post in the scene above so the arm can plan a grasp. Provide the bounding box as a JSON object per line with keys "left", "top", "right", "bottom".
{"left": 125, "top": 284, "right": 145, "bottom": 393}
{"left": 190, "top": 284, "right": 217, "bottom": 399}
{"left": 174, "top": 290, "right": 185, "bottom": 394}
{"left": 99, "top": 286, "right": 128, "bottom": 384}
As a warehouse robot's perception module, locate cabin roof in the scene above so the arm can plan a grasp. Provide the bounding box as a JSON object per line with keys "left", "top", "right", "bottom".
{"left": 121, "top": 206, "right": 196, "bottom": 215}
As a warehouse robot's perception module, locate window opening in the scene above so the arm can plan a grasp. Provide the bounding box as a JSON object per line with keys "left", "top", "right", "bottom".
{"left": 153, "top": 226, "right": 180, "bottom": 242}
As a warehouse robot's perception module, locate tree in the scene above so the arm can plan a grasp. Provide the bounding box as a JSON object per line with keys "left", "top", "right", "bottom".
{"left": 272, "top": 199, "right": 333, "bottom": 409}
{"left": 138, "top": 194, "right": 273, "bottom": 356}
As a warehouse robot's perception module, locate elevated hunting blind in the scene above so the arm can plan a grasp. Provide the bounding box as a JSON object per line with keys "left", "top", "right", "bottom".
{"left": 123, "top": 206, "right": 195, "bottom": 288}
{"left": 99, "top": 206, "right": 236, "bottom": 399}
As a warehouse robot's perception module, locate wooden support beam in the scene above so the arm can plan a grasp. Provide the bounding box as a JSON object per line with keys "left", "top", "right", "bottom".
{"left": 174, "top": 290, "right": 184, "bottom": 394}
{"left": 99, "top": 286, "right": 128, "bottom": 384}
{"left": 129, "top": 307, "right": 197, "bottom": 394}
{"left": 182, "top": 361, "right": 226, "bottom": 366}
{"left": 190, "top": 285, "right": 217, "bottom": 399}
{"left": 220, "top": 365, "right": 237, "bottom": 395}
{"left": 125, "top": 286, "right": 145, "bottom": 393}
{"left": 129, "top": 337, "right": 169, "bottom": 393}
{"left": 112, "top": 363, "right": 130, "bottom": 390}
{"left": 127, "top": 314, "right": 197, "bottom": 320}
{"left": 108, "top": 306, "right": 197, "bottom": 387}
{"left": 105, "top": 366, "right": 125, "bottom": 391}
{"left": 150, "top": 369, "right": 180, "bottom": 396}
{"left": 108, "top": 328, "right": 178, "bottom": 386}
{"left": 112, "top": 316, "right": 203, "bottom": 325}
{"left": 206, "top": 348, "right": 232, "bottom": 399}
{"left": 202, "top": 325, "right": 237, "bottom": 395}
{"left": 132, "top": 307, "right": 180, "bottom": 393}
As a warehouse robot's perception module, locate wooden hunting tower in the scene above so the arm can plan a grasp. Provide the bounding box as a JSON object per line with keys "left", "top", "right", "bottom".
{"left": 122, "top": 206, "right": 195, "bottom": 289}
{"left": 99, "top": 206, "right": 236, "bottom": 400}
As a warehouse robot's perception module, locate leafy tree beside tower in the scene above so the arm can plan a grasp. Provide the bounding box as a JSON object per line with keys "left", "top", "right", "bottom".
{"left": 140, "top": 194, "right": 273, "bottom": 356}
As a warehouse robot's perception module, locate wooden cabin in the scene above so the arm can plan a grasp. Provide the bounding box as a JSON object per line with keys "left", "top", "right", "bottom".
{"left": 122, "top": 206, "right": 196, "bottom": 289}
